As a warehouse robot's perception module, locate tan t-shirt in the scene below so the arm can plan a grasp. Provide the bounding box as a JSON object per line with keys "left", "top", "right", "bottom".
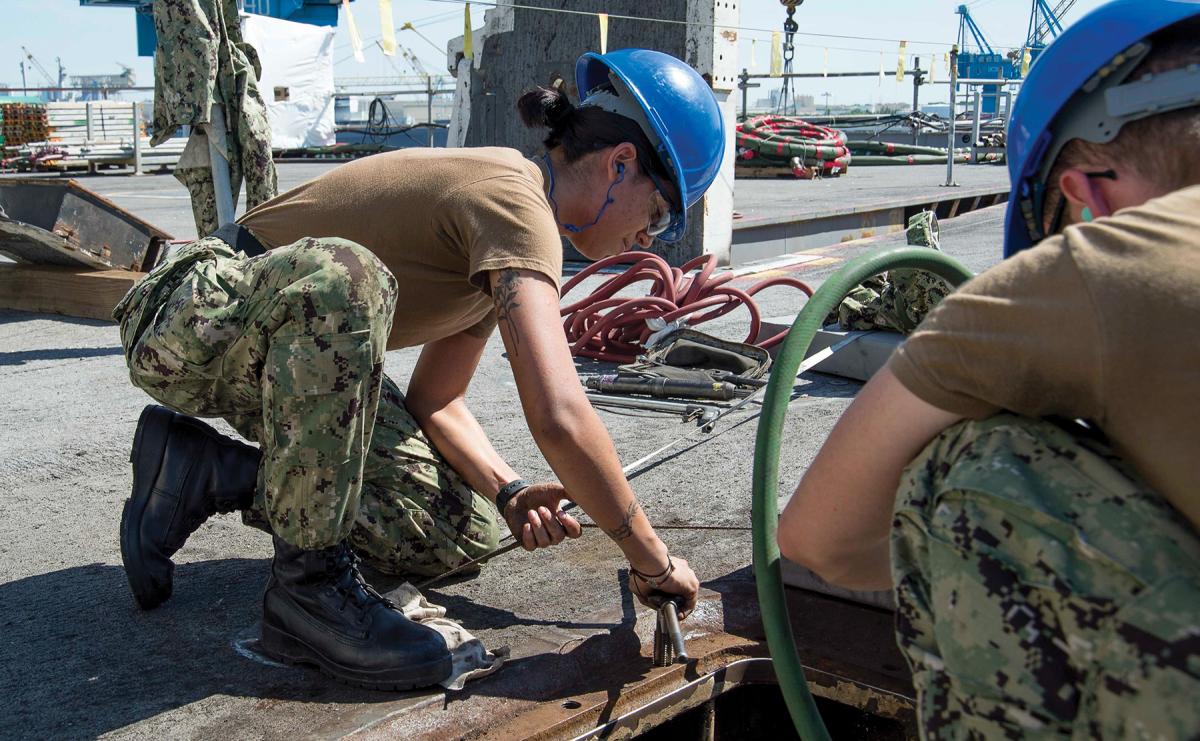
{"left": 889, "top": 185, "right": 1200, "bottom": 529}
{"left": 238, "top": 147, "right": 563, "bottom": 350}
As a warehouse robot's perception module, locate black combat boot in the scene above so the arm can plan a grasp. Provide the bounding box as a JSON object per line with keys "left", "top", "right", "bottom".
{"left": 121, "top": 404, "right": 261, "bottom": 610}
{"left": 261, "top": 536, "right": 453, "bottom": 690}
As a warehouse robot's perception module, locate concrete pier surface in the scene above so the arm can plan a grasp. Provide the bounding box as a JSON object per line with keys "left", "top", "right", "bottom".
{"left": 0, "top": 157, "right": 1009, "bottom": 738}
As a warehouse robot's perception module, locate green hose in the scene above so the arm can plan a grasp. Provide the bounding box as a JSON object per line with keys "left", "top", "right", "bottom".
{"left": 751, "top": 246, "right": 975, "bottom": 740}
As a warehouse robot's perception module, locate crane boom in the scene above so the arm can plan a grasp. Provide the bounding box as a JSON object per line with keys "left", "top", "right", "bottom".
{"left": 20, "top": 46, "right": 56, "bottom": 87}
{"left": 956, "top": 5, "right": 995, "bottom": 54}
{"left": 1027, "top": 0, "right": 1075, "bottom": 49}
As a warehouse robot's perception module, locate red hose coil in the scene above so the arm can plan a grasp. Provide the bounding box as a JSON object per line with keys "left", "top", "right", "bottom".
{"left": 560, "top": 252, "right": 813, "bottom": 363}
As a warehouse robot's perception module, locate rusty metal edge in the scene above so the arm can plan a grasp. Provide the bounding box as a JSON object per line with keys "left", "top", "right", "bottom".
{"left": 459, "top": 634, "right": 915, "bottom": 741}
{"left": 566, "top": 657, "right": 776, "bottom": 741}
{"left": 559, "top": 660, "right": 916, "bottom": 741}
{"left": 2, "top": 177, "right": 174, "bottom": 241}
{"left": 0, "top": 219, "right": 111, "bottom": 269}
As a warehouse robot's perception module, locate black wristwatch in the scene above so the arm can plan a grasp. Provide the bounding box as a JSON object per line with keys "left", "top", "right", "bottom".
{"left": 495, "top": 478, "right": 530, "bottom": 515}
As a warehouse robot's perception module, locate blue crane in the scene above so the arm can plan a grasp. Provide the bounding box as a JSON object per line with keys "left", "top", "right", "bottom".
{"left": 1006, "top": 0, "right": 1077, "bottom": 76}
{"left": 1028, "top": 0, "right": 1073, "bottom": 49}
{"left": 955, "top": 5, "right": 1009, "bottom": 115}
{"left": 956, "top": 4, "right": 996, "bottom": 55}
{"left": 79, "top": 0, "right": 352, "bottom": 57}
{"left": 1024, "top": 0, "right": 1076, "bottom": 68}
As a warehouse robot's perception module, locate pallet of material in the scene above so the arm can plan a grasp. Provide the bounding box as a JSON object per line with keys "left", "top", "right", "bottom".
{"left": 0, "top": 263, "right": 143, "bottom": 322}
{"left": 0, "top": 103, "right": 50, "bottom": 146}
{"left": 45, "top": 103, "right": 141, "bottom": 149}
{"left": 6, "top": 136, "right": 186, "bottom": 171}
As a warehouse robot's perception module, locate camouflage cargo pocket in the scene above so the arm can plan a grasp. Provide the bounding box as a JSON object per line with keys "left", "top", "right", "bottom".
{"left": 262, "top": 330, "right": 373, "bottom": 468}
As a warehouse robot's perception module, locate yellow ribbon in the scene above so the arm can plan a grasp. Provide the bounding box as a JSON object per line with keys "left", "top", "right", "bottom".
{"left": 379, "top": 0, "right": 396, "bottom": 56}
{"left": 464, "top": 3, "right": 474, "bottom": 60}
{"left": 343, "top": 0, "right": 365, "bottom": 63}
{"left": 598, "top": 13, "right": 609, "bottom": 54}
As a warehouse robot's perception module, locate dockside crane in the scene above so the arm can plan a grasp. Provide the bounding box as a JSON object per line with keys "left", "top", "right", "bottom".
{"left": 19, "top": 46, "right": 66, "bottom": 101}
{"left": 955, "top": 5, "right": 1009, "bottom": 114}
{"left": 956, "top": 4, "right": 996, "bottom": 56}
{"left": 1006, "top": 0, "right": 1076, "bottom": 76}
{"left": 1028, "top": 0, "right": 1073, "bottom": 49}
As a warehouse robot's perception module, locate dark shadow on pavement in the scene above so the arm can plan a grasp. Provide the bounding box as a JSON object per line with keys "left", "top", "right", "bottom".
{"left": 417, "top": 590, "right": 617, "bottom": 633}
{"left": 0, "top": 559, "right": 439, "bottom": 740}
{"left": 703, "top": 564, "right": 768, "bottom": 643}
{"left": 437, "top": 569, "right": 648, "bottom": 712}
{"left": 792, "top": 372, "right": 862, "bottom": 400}
{"left": 0, "top": 346, "right": 125, "bottom": 366}
{"left": 0, "top": 309, "right": 114, "bottom": 328}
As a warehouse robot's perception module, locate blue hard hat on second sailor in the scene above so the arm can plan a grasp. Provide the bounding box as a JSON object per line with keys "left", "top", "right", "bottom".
{"left": 576, "top": 48, "right": 726, "bottom": 243}
{"left": 1003, "top": 0, "right": 1200, "bottom": 257}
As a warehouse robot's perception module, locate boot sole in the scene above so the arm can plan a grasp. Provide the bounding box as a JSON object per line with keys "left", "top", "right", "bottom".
{"left": 120, "top": 405, "right": 175, "bottom": 611}
{"left": 260, "top": 622, "right": 453, "bottom": 692}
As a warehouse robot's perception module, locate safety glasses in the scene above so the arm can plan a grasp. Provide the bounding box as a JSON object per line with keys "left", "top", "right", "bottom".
{"left": 644, "top": 168, "right": 679, "bottom": 238}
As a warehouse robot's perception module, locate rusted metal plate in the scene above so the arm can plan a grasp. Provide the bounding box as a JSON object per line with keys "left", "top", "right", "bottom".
{"left": 0, "top": 178, "right": 171, "bottom": 271}
{"left": 567, "top": 657, "right": 778, "bottom": 740}
{"left": 345, "top": 572, "right": 917, "bottom": 741}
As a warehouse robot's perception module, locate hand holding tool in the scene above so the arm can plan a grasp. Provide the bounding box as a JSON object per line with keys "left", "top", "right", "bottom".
{"left": 652, "top": 597, "right": 689, "bottom": 667}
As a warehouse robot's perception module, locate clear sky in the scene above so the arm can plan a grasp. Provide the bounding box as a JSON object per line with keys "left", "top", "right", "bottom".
{"left": 5, "top": 0, "right": 1107, "bottom": 105}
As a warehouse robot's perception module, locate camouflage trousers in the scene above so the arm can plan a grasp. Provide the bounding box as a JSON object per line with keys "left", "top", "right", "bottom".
{"left": 115, "top": 236, "right": 499, "bottom": 575}
{"left": 892, "top": 414, "right": 1200, "bottom": 739}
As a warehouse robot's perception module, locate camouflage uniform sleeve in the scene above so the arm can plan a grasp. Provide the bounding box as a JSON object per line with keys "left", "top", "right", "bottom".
{"left": 150, "top": 0, "right": 219, "bottom": 147}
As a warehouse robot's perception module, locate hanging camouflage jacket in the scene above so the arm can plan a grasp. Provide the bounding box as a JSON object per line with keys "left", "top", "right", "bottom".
{"left": 827, "top": 210, "right": 953, "bottom": 334}
{"left": 151, "top": 0, "right": 277, "bottom": 236}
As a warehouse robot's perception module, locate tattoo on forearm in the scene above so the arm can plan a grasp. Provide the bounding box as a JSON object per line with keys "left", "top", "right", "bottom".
{"left": 494, "top": 269, "right": 522, "bottom": 354}
{"left": 605, "top": 500, "right": 640, "bottom": 541}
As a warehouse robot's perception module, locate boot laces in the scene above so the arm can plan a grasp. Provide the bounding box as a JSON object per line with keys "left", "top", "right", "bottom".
{"left": 326, "top": 544, "right": 391, "bottom": 613}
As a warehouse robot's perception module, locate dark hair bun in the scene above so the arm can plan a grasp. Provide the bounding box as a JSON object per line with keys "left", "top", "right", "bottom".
{"left": 517, "top": 86, "right": 575, "bottom": 130}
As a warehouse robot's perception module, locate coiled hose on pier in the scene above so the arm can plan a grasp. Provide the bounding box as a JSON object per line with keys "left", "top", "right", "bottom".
{"left": 736, "top": 116, "right": 852, "bottom": 175}
{"left": 560, "top": 251, "right": 812, "bottom": 364}
{"left": 736, "top": 115, "right": 998, "bottom": 172}
{"left": 751, "top": 246, "right": 974, "bottom": 739}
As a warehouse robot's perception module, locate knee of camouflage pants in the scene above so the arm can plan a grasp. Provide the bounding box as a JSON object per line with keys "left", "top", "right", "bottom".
{"left": 349, "top": 376, "right": 500, "bottom": 577}
{"left": 891, "top": 414, "right": 1200, "bottom": 740}
{"left": 257, "top": 238, "right": 398, "bottom": 550}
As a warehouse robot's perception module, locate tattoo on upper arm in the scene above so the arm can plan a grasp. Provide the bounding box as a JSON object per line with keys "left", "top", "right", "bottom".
{"left": 605, "top": 500, "right": 640, "bottom": 541}
{"left": 494, "top": 269, "right": 522, "bottom": 354}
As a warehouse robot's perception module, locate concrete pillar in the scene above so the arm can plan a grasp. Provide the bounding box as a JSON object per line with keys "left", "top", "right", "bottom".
{"left": 446, "top": 1, "right": 739, "bottom": 266}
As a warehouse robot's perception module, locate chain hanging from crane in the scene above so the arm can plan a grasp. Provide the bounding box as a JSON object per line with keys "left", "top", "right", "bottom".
{"left": 776, "top": 0, "right": 804, "bottom": 116}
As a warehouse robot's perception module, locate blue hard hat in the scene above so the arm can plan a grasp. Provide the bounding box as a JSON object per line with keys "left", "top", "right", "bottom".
{"left": 1004, "top": 0, "right": 1200, "bottom": 257}
{"left": 576, "top": 49, "right": 726, "bottom": 243}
